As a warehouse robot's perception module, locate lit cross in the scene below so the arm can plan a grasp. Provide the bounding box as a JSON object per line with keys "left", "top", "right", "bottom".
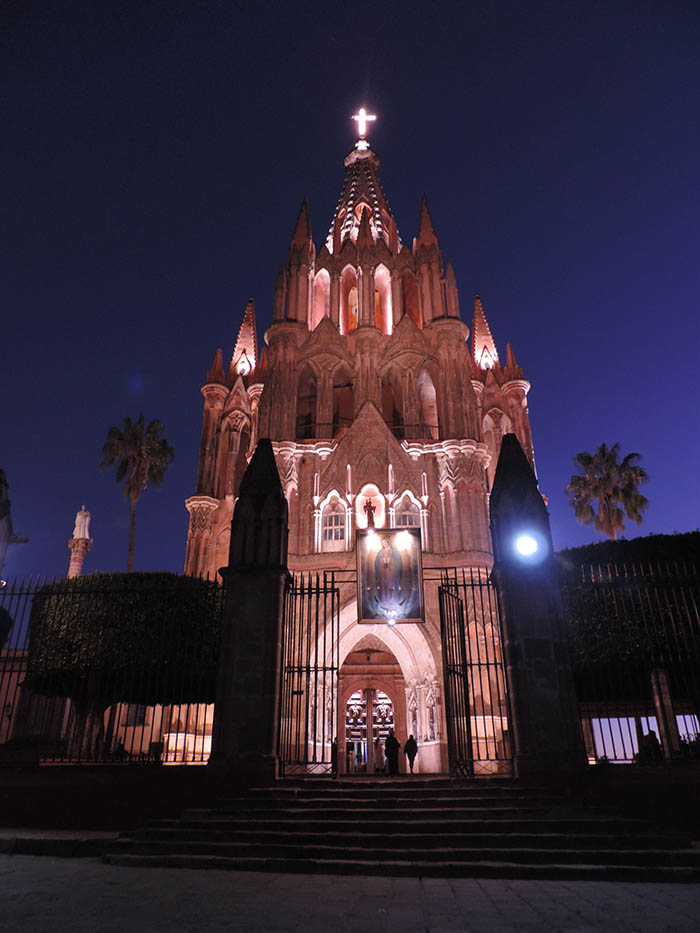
{"left": 352, "top": 107, "right": 376, "bottom": 140}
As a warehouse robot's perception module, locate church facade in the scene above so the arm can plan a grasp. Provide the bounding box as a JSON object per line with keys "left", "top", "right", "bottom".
{"left": 184, "top": 117, "right": 536, "bottom": 773}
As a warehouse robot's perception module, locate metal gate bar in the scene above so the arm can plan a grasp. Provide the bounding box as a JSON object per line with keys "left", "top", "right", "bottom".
{"left": 278, "top": 571, "right": 339, "bottom": 776}
{"left": 439, "top": 568, "right": 512, "bottom": 777}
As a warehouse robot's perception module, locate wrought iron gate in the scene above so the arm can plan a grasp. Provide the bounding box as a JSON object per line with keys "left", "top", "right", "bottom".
{"left": 439, "top": 569, "right": 512, "bottom": 776}
{"left": 277, "top": 572, "right": 340, "bottom": 776}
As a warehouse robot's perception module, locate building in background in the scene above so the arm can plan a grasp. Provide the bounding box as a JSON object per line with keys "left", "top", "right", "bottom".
{"left": 184, "top": 115, "right": 535, "bottom": 773}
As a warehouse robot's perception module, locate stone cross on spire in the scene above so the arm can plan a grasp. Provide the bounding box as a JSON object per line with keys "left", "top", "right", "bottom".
{"left": 352, "top": 108, "right": 376, "bottom": 150}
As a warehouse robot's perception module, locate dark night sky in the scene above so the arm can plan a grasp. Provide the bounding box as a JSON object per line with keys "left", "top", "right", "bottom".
{"left": 2, "top": 1, "right": 699, "bottom": 580}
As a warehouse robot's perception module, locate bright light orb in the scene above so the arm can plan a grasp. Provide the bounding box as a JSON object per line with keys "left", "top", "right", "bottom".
{"left": 395, "top": 530, "right": 412, "bottom": 551}
{"left": 515, "top": 534, "right": 538, "bottom": 557}
{"left": 366, "top": 530, "right": 380, "bottom": 550}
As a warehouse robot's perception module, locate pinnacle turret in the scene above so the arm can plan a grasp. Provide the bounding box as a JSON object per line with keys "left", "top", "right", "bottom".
{"left": 205, "top": 347, "right": 226, "bottom": 385}
{"left": 471, "top": 294, "right": 499, "bottom": 370}
{"left": 231, "top": 298, "right": 258, "bottom": 378}
{"left": 415, "top": 195, "right": 439, "bottom": 248}
{"left": 291, "top": 199, "right": 312, "bottom": 247}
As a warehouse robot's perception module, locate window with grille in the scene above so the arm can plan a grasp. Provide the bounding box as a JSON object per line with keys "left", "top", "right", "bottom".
{"left": 395, "top": 502, "right": 420, "bottom": 527}
{"left": 322, "top": 507, "right": 346, "bottom": 551}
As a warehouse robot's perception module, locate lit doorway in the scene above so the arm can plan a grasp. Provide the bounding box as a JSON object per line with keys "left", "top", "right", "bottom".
{"left": 344, "top": 688, "right": 394, "bottom": 773}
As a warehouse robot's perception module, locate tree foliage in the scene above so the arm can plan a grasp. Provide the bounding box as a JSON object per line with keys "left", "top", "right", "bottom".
{"left": 100, "top": 415, "right": 175, "bottom": 571}
{"left": 566, "top": 443, "right": 649, "bottom": 540}
{"left": 26, "top": 573, "right": 223, "bottom": 709}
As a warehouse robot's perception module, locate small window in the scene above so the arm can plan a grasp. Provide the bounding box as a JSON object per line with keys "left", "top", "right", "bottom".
{"left": 322, "top": 503, "right": 346, "bottom": 552}
{"left": 395, "top": 498, "right": 420, "bottom": 528}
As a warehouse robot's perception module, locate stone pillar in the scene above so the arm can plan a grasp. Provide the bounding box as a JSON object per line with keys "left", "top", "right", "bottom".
{"left": 651, "top": 668, "right": 681, "bottom": 758}
{"left": 67, "top": 538, "right": 92, "bottom": 578}
{"left": 208, "top": 439, "right": 289, "bottom": 783}
{"left": 490, "top": 433, "right": 585, "bottom": 778}
{"left": 329, "top": 271, "right": 341, "bottom": 329}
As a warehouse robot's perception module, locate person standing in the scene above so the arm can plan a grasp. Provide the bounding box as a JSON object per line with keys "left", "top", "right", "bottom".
{"left": 404, "top": 734, "right": 418, "bottom": 773}
{"left": 385, "top": 729, "right": 401, "bottom": 777}
{"left": 373, "top": 736, "right": 384, "bottom": 774}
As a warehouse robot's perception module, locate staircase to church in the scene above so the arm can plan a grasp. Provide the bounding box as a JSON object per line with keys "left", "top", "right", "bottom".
{"left": 104, "top": 777, "right": 700, "bottom": 880}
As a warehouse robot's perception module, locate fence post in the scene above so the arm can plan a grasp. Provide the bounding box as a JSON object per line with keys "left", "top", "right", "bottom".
{"left": 490, "top": 434, "right": 585, "bottom": 778}
{"left": 208, "top": 439, "right": 289, "bottom": 783}
{"left": 650, "top": 668, "right": 682, "bottom": 758}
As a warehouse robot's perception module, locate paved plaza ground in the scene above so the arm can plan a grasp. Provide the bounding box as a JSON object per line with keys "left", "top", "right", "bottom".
{"left": 1, "top": 854, "right": 700, "bottom": 932}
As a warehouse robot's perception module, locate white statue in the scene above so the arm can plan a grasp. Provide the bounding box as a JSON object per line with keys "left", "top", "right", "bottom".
{"left": 72, "top": 505, "right": 91, "bottom": 540}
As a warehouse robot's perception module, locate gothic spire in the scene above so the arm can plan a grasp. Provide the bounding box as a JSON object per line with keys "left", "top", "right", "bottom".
{"left": 415, "top": 194, "right": 439, "bottom": 248}
{"left": 471, "top": 294, "right": 499, "bottom": 370}
{"left": 231, "top": 298, "right": 258, "bottom": 378}
{"left": 205, "top": 347, "right": 226, "bottom": 385}
{"left": 291, "top": 199, "right": 312, "bottom": 247}
{"left": 325, "top": 141, "right": 400, "bottom": 253}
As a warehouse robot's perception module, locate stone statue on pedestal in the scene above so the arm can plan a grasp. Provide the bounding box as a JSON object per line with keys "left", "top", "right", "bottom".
{"left": 72, "top": 505, "right": 91, "bottom": 540}
{"left": 68, "top": 505, "right": 92, "bottom": 578}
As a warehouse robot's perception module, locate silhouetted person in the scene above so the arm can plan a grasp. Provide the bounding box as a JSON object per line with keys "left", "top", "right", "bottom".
{"left": 641, "top": 730, "right": 663, "bottom": 763}
{"left": 373, "top": 736, "right": 384, "bottom": 774}
{"left": 385, "top": 729, "right": 400, "bottom": 777}
{"left": 404, "top": 734, "right": 418, "bottom": 773}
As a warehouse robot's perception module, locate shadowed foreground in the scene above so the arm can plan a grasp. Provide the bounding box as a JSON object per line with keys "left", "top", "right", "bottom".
{"left": 2, "top": 855, "right": 700, "bottom": 932}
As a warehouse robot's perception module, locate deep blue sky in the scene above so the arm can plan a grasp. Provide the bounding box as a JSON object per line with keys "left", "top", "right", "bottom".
{"left": 2, "top": 1, "right": 699, "bottom": 579}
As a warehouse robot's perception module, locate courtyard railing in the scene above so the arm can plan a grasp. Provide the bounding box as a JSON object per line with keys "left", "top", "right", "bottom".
{"left": 0, "top": 573, "right": 223, "bottom": 765}
{"left": 561, "top": 559, "right": 700, "bottom": 764}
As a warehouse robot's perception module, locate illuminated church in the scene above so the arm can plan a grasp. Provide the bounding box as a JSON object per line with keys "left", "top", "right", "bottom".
{"left": 184, "top": 111, "right": 536, "bottom": 773}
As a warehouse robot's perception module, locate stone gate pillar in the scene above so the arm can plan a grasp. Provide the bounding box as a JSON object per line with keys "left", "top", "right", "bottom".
{"left": 490, "top": 434, "right": 585, "bottom": 778}
{"left": 208, "top": 438, "right": 289, "bottom": 782}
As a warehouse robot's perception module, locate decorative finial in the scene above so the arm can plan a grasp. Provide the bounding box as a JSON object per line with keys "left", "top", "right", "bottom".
{"left": 352, "top": 107, "right": 376, "bottom": 151}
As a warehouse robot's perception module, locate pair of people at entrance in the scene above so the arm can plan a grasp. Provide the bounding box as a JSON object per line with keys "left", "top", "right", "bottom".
{"left": 383, "top": 731, "right": 418, "bottom": 776}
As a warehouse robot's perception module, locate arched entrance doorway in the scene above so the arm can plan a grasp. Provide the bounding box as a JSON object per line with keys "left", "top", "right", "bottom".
{"left": 337, "top": 634, "right": 408, "bottom": 775}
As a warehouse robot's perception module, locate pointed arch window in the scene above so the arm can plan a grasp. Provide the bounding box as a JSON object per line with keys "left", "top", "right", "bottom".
{"left": 394, "top": 495, "right": 420, "bottom": 528}
{"left": 417, "top": 370, "right": 440, "bottom": 440}
{"left": 381, "top": 373, "right": 404, "bottom": 440}
{"left": 322, "top": 498, "right": 347, "bottom": 552}
{"left": 340, "top": 267, "right": 358, "bottom": 335}
{"left": 332, "top": 366, "right": 354, "bottom": 438}
{"left": 296, "top": 367, "right": 317, "bottom": 441}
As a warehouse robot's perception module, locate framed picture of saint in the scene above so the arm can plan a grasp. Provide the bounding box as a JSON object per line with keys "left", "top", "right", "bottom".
{"left": 356, "top": 527, "right": 424, "bottom": 624}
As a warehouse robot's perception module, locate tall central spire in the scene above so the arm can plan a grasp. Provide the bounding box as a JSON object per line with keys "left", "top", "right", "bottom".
{"left": 325, "top": 108, "right": 400, "bottom": 253}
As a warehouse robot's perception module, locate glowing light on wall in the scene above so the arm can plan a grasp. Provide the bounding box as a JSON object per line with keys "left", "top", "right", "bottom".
{"left": 515, "top": 534, "right": 538, "bottom": 556}
{"left": 395, "top": 530, "right": 412, "bottom": 551}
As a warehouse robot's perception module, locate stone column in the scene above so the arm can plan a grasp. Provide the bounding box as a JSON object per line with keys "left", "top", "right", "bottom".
{"left": 490, "top": 434, "right": 585, "bottom": 778}
{"left": 208, "top": 439, "right": 289, "bottom": 783}
{"left": 329, "top": 271, "right": 341, "bottom": 329}
{"left": 67, "top": 537, "right": 92, "bottom": 578}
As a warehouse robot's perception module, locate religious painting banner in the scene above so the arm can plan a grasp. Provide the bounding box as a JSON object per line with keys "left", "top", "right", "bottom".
{"left": 356, "top": 527, "right": 424, "bottom": 624}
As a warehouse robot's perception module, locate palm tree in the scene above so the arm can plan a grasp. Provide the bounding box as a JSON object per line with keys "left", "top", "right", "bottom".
{"left": 100, "top": 416, "right": 175, "bottom": 571}
{"left": 566, "top": 443, "right": 649, "bottom": 540}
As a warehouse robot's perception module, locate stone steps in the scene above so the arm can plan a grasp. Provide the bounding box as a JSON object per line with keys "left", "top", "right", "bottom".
{"left": 103, "top": 778, "right": 700, "bottom": 880}
{"left": 107, "top": 838, "right": 700, "bottom": 868}
{"left": 133, "top": 827, "right": 688, "bottom": 851}
{"left": 104, "top": 853, "right": 700, "bottom": 882}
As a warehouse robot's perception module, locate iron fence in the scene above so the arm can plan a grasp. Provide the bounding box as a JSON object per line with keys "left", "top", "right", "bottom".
{"left": 278, "top": 572, "right": 340, "bottom": 776}
{"left": 439, "top": 568, "right": 512, "bottom": 776}
{"left": 561, "top": 560, "right": 700, "bottom": 764}
{"left": 0, "top": 574, "right": 223, "bottom": 765}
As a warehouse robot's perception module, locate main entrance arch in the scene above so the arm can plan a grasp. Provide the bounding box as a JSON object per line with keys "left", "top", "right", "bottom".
{"left": 338, "top": 636, "right": 406, "bottom": 774}
{"left": 333, "top": 599, "right": 447, "bottom": 775}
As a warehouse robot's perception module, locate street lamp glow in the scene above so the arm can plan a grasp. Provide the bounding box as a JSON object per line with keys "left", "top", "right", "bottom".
{"left": 515, "top": 534, "right": 538, "bottom": 557}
